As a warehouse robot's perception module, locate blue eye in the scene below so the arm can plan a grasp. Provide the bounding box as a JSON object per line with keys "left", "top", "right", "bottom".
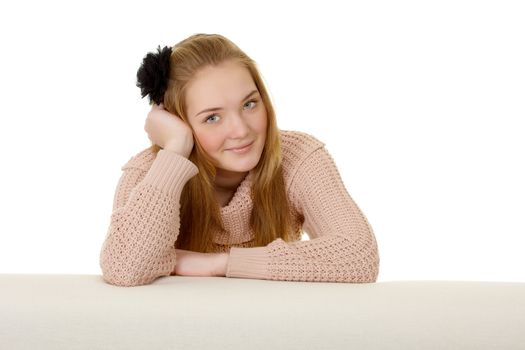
{"left": 205, "top": 114, "right": 220, "bottom": 124}
{"left": 244, "top": 99, "right": 258, "bottom": 109}
{"left": 204, "top": 99, "right": 258, "bottom": 124}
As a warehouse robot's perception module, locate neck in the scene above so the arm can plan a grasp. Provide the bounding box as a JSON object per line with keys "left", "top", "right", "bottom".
{"left": 214, "top": 168, "right": 249, "bottom": 192}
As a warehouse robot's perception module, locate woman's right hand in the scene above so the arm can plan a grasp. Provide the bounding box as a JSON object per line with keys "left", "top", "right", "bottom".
{"left": 144, "top": 103, "right": 195, "bottom": 158}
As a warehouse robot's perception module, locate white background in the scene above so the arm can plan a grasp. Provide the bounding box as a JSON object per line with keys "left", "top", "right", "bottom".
{"left": 0, "top": 0, "right": 523, "bottom": 282}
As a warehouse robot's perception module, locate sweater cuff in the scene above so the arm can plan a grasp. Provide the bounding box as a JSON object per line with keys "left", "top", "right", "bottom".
{"left": 143, "top": 149, "right": 199, "bottom": 195}
{"left": 226, "top": 246, "right": 270, "bottom": 280}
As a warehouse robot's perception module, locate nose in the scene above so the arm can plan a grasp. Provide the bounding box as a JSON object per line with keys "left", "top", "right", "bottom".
{"left": 227, "top": 112, "right": 250, "bottom": 139}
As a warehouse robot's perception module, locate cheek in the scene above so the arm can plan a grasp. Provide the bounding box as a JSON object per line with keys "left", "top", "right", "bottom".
{"left": 254, "top": 108, "right": 268, "bottom": 133}
{"left": 195, "top": 130, "right": 223, "bottom": 153}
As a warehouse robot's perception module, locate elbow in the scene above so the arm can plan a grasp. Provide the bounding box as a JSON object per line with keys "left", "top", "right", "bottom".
{"left": 98, "top": 237, "right": 176, "bottom": 287}
{"left": 350, "top": 256, "right": 379, "bottom": 284}
{"left": 99, "top": 250, "right": 158, "bottom": 287}
{"left": 362, "top": 240, "right": 380, "bottom": 283}
{"left": 100, "top": 264, "right": 159, "bottom": 287}
{"left": 349, "top": 238, "right": 380, "bottom": 283}
{"left": 364, "top": 257, "right": 380, "bottom": 283}
{"left": 102, "top": 271, "right": 154, "bottom": 287}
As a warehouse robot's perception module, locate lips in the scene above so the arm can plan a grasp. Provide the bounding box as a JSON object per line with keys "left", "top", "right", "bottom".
{"left": 227, "top": 141, "right": 254, "bottom": 151}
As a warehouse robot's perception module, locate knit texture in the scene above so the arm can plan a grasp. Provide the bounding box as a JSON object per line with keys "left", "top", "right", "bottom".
{"left": 99, "top": 130, "right": 380, "bottom": 286}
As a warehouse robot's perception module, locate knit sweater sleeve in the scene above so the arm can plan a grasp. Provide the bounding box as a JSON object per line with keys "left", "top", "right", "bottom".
{"left": 99, "top": 149, "right": 199, "bottom": 287}
{"left": 226, "top": 146, "right": 380, "bottom": 283}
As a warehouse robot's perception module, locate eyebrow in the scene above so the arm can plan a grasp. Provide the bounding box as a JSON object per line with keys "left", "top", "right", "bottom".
{"left": 194, "top": 89, "right": 259, "bottom": 118}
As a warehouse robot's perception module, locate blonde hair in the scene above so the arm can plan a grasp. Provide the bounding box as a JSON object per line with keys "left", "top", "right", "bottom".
{"left": 148, "top": 33, "right": 301, "bottom": 253}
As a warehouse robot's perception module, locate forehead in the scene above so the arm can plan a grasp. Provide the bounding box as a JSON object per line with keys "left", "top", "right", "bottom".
{"left": 185, "top": 61, "right": 256, "bottom": 110}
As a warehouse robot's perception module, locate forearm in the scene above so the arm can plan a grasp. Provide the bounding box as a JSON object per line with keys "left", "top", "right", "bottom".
{"left": 172, "top": 249, "right": 229, "bottom": 277}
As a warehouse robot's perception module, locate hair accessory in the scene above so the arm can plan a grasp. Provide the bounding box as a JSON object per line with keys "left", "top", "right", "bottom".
{"left": 136, "top": 45, "right": 172, "bottom": 105}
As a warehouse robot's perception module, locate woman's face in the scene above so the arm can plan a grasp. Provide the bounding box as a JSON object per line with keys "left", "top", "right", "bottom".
{"left": 185, "top": 60, "right": 267, "bottom": 177}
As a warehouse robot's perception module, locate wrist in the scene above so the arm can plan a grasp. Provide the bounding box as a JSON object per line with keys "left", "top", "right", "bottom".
{"left": 164, "top": 139, "right": 193, "bottom": 158}
{"left": 214, "top": 252, "right": 229, "bottom": 277}
{"left": 163, "top": 145, "right": 189, "bottom": 158}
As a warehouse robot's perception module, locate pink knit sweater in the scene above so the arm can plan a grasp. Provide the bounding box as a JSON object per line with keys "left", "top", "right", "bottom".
{"left": 99, "top": 130, "right": 380, "bottom": 286}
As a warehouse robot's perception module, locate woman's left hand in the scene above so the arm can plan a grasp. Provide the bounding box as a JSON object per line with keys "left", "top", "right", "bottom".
{"left": 171, "top": 249, "right": 229, "bottom": 277}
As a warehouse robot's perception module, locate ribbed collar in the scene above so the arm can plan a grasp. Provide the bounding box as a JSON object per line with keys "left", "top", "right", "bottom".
{"left": 213, "top": 170, "right": 255, "bottom": 244}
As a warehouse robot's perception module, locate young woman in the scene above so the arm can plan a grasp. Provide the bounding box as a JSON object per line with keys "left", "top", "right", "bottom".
{"left": 99, "top": 33, "right": 380, "bottom": 287}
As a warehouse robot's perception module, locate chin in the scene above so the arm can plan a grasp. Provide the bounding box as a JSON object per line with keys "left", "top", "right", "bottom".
{"left": 219, "top": 148, "right": 262, "bottom": 172}
{"left": 221, "top": 158, "right": 259, "bottom": 173}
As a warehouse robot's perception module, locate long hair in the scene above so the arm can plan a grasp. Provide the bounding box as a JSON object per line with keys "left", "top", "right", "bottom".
{"left": 147, "top": 33, "right": 300, "bottom": 253}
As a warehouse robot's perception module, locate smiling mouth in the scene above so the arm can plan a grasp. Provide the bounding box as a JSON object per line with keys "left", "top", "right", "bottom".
{"left": 227, "top": 141, "right": 254, "bottom": 151}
